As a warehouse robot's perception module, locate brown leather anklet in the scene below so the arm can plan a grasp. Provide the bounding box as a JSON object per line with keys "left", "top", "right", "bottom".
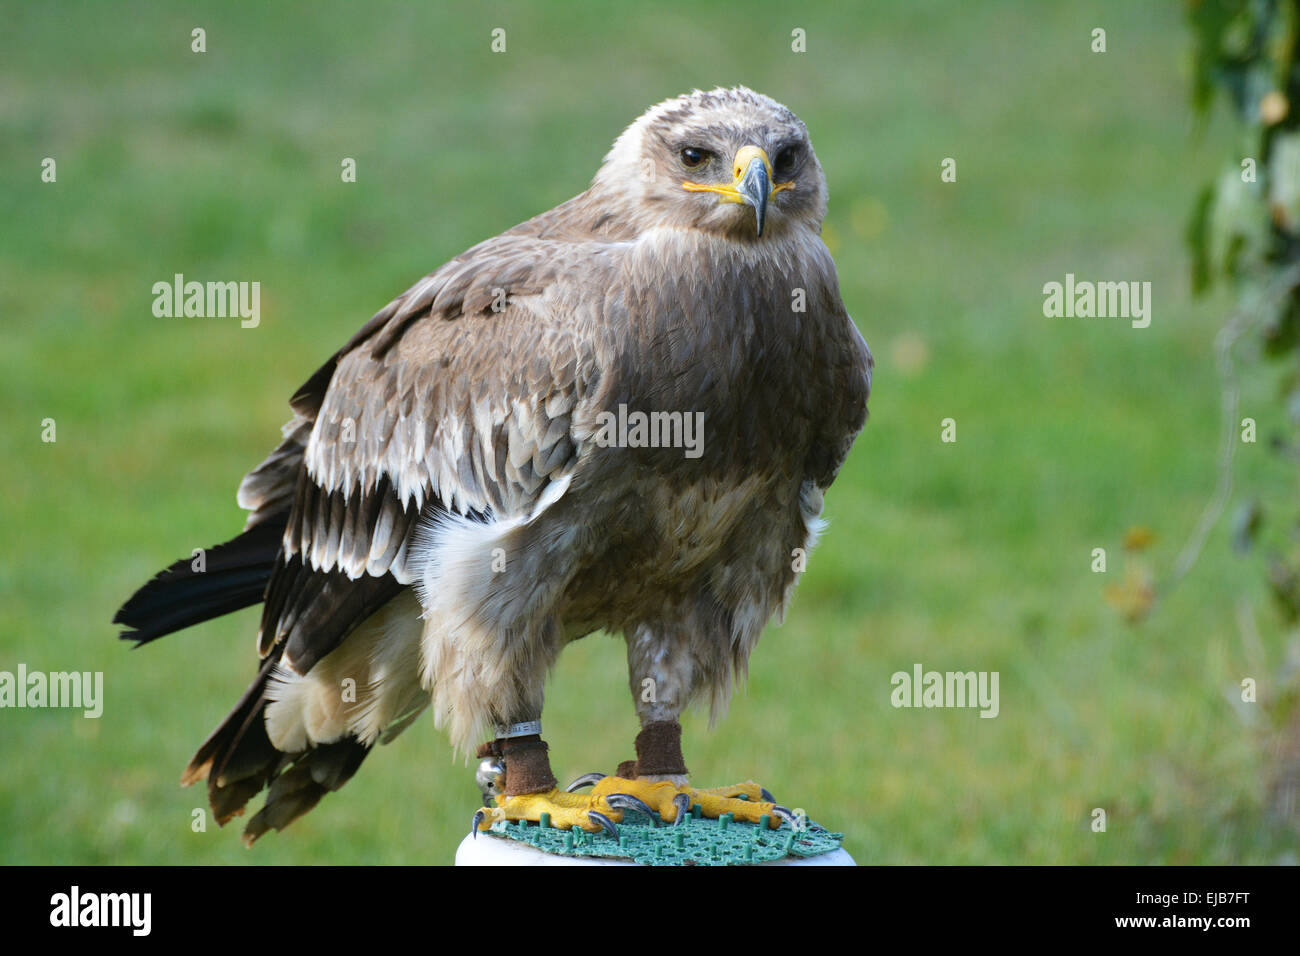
{"left": 499, "top": 734, "right": 557, "bottom": 795}
{"left": 627, "top": 720, "right": 688, "bottom": 776}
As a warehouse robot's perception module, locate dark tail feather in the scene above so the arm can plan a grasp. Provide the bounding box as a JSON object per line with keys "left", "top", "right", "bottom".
{"left": 241, "top": 739, "right": 370, "bottom": 846}
{"left": 113, "top": 514, "right": 288, "bottom": 646}
{"left": 181, "top": 652, "right": 286, "bottom": 821}
{"left": 181, "top": 646, "right": 371, "bottom": 845}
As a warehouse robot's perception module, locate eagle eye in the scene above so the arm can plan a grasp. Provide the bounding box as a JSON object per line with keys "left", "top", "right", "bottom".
{"left": 680, "top": 147, "right": 710, "bottom": 168}
{"left": 773, "top": 144, "right": 802, "bottom": 178}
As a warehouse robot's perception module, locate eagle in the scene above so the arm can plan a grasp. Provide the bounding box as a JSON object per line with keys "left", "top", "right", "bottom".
{"left": 115, "top": 87, "right": 873, "bottom": 845}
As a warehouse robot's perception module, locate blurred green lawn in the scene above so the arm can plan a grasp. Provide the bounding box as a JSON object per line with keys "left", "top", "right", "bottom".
{"left": 2, "top": 0, "right": 1297, "bottom": 864}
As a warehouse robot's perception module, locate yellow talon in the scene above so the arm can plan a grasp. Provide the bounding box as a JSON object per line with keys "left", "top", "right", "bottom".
{"left": 587, "top": 776, "right": 783, "bottom": 829}
{"left": 693, "top": 781, "right": 769, "bottom": 801}
{"left": 475, "top": 778, "right": 787, "bottom": 835}
{"left": 590, "top": 776, "right": 679, "bottom": 810}
{"left": 475, "top": 787, "right": 619, "bottom": 833}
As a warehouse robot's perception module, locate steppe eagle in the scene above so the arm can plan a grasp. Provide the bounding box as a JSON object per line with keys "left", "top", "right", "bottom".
{"left": 115, "top": 87, "right": 873, "bottom": 844}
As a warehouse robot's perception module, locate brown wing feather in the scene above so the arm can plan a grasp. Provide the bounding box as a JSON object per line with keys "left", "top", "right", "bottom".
{"left": 185, "top": 226, "right": 616, "bottom": 842}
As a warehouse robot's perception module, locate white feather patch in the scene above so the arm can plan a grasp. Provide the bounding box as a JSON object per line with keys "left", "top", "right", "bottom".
{"left": 263, "top": 591, "right": 426, "bottom": 752}
{"left": 798, "top": 479, "right": 828, "bottom": 551}
{"left": 408, "top": 474, "right": 572, "bottom": 753}
{"left": 409, "top": 474, "right": 571, "bottom": 614}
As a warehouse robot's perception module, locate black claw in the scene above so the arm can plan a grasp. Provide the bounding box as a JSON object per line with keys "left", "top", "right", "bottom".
{"left": 760, "top": 787, "right": 775, "bottom": 803}
{"left": 587, "top": 811, "right": 619, "bottom": 839}
{"left": 605, "top": 793, "right": 655, "bottom": 817}
{"left": 564, "top": 771, "right": 607, "bottom": 793}
{"left": 672, "top": 792, "right": 692, "bottom": 825}
{"left": 772, "top": 805, "right": 797, "bottom": 828}
{"left": 471, "top": 809, "right": 486, "bottom": 839}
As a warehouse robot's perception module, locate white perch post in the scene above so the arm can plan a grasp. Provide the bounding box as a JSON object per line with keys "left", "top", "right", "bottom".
{"left": 455, "top": 833, "right": 855, "bottom": 866}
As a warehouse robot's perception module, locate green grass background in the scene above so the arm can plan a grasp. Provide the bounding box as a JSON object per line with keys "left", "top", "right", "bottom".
{"left": 2, "top": 0, "right": 1297, "bottom": 864}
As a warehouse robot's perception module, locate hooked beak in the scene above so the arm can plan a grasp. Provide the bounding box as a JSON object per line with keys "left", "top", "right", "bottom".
{"left": 682, "top": 145, "right": 794, "bottom": 237}
{"left": 736, "top": 154, "right": 771, "bottom": 236}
